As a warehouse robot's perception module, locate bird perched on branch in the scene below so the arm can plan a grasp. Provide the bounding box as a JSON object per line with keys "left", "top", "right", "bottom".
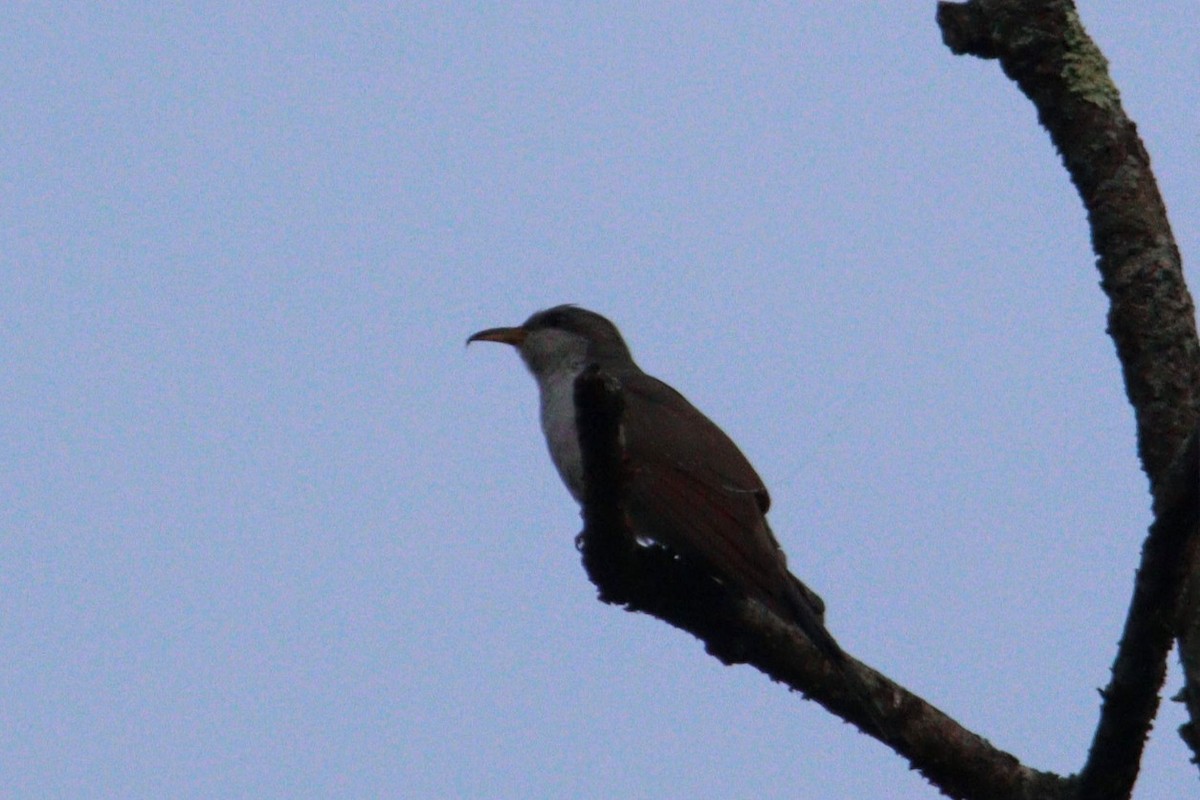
{"left": 468, "top": 305, "right": 844, "bottom": 664}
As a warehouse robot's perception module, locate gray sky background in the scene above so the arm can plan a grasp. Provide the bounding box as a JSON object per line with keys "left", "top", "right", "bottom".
{"left": 3, "top": 4, "right": 1198, "bottom": 798}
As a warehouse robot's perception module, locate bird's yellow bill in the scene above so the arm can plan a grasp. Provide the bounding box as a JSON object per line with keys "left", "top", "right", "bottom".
{"left": 467, "top": 326, "right": 527, "bottom": 346}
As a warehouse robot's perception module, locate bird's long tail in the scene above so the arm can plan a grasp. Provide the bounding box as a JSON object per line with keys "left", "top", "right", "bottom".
{"left": 782, "top": 576, "right": 889, "bottom": 742}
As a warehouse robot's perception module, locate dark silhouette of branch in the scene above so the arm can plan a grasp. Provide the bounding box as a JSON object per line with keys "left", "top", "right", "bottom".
{"left": 1082, "top": 426, "right": 1198, "bottom": 798}
{"left": 936, "top": 2, "right": 1199, "bottom": 482}
{"left": 939, "top": 2, "right": 1200, "bottom": 797}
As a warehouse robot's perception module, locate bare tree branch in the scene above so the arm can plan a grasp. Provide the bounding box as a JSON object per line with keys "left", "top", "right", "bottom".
{"left": 936, "top": 1, "right": 1200, "bottom": 797}
{"left": 936, "top": 2, "right": 1198, "bottom": 482}
{"left": 1085, "top": 428, "right": 1199, "bottom": 798}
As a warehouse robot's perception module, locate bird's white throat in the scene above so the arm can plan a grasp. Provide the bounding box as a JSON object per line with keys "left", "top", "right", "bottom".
{"left": 534, "top": 364, "right": 588, "bottom": 502}
{"left": 516, "top": 325, "right": 594, "bottom": 502}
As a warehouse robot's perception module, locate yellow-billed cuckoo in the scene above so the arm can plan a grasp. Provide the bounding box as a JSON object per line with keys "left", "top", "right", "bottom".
{"left": 468, "top": 305, "right": 843, "bottom": 663}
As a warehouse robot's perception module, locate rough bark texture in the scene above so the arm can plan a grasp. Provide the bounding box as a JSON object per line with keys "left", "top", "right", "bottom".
{"left": 937, "top": 2, "right": 1198, "bottom": 483}
{"left": 938, "top": 2, "right": 1200, "bottom": 797}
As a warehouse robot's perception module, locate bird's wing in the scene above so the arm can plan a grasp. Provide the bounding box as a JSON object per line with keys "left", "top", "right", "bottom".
{"left": 616, "top": 372, "right": 798, "bottom": 614}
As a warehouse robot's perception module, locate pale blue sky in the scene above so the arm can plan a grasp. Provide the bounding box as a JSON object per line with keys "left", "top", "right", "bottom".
{"left": 3, "top": 4, "right": 1197, "bottom": 798}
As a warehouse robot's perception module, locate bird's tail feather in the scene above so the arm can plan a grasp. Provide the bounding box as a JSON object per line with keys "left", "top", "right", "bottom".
{"left": 782, "top": 577, "right": 889, "bottom": 742}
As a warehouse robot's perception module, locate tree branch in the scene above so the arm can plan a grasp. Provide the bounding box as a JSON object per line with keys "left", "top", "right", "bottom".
{"left": 1085, "top": 427, "right": 1199, "bottom": 797}
{"left": 937, "top": 0, "right": 1200, "bottom": 796}
{"left": 937, "top": 1, "right": 1198, "bottom": 484}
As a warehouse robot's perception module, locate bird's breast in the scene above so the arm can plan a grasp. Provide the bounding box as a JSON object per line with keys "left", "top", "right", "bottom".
{"left": 536, "top": 368, "right": 586, "bottom": 502}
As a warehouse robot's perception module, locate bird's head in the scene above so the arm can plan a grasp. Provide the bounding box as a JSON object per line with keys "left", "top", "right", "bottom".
{"left": 468, "top": 305, "right": 635, "bottom": 378}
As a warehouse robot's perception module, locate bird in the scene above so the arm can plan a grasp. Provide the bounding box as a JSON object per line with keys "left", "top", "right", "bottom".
{"left": 467, "top": 304, "right": 845, "bottom": 664}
